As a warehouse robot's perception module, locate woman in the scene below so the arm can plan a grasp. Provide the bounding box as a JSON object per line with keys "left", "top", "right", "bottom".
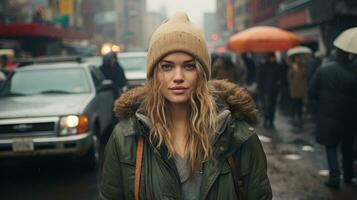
{"left": 99, "top": 12, "right": 272, "bottom": 200}
{"left": 287, "top": 54, "right": 307, "bottom": 127}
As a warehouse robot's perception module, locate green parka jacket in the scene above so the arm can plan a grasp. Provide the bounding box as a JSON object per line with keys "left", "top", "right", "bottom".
{"left": 99, "top": 80, "right": 272, "bottom": 200}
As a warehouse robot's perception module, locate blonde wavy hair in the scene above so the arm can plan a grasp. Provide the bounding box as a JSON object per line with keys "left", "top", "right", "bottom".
{"left": 142, "top": 61, "right": 217, "bottom": 176}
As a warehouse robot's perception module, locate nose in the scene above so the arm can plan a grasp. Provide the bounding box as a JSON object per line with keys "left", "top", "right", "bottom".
{"left": 173, "top": 67, "right": 184, "bottom": 83}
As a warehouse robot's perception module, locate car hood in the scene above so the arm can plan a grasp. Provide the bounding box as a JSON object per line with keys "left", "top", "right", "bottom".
{"left": 0, "top": 94, "right": 93, "bottom": 119}
{"left": 125, "top": 71, "right": 146, "bottom": 80}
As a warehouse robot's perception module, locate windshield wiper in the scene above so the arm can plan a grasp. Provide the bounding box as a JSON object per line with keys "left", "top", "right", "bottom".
{"left": 39, "top": 90, "right": 72, "bottom": 94}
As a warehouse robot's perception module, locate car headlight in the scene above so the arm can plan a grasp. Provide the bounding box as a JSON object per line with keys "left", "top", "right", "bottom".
{"left": 60, "top": 115, "right": 89, "bottom": 136}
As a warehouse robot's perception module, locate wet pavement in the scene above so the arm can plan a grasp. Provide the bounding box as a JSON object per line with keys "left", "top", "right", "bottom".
{"left": 260, "top": 111, "right": 357, "bottom": 200}
{"left": 0, "top": 156, "right": 99, "bottom": 200}
{"left": 0, "top": 111, "right": 356, "bottom": 199}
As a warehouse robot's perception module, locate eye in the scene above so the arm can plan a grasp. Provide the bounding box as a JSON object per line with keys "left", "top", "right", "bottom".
{"left": 184, "top": 63, "right": 196, "bottom": 71}
{"left": 160, "top": 63, "right": 172, "bottom": 71}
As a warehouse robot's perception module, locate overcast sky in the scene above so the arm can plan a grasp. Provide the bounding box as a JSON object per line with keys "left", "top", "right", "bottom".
{"left": 146, "top": 0, "right": 216, "bottom": 28}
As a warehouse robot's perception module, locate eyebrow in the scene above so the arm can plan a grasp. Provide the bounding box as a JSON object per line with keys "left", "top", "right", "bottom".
{"left": 161, "top": 59, "right": 195, "bottom": 64}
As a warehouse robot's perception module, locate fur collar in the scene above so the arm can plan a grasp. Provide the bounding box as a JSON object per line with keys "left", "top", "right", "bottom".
{"left": 114, "top": 79, "right": 259, "bottom": 125}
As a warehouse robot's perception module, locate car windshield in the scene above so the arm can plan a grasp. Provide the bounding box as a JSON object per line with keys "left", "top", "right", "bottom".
{"left": 0, "top": 68, "right": 91, "bottom": 96}
{"left": 118, "top": 56, "right": 146, "bottom": 72}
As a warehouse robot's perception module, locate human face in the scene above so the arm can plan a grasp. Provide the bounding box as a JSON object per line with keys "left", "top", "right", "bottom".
{"left": 157, "top": 52, "right": 198, "bottom": 105}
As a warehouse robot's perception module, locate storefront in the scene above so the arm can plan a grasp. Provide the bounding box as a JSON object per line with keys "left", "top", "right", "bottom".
{"left": 276, "top": 0, "right": 357, "bottom": 55}
{"left": 0, "top": 23, "right": 88, "bottom": 57}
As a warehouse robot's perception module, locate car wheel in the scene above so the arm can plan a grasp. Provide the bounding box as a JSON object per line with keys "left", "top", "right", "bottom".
{"left": 82, "top": 134, "right": 100, "bottom": 170}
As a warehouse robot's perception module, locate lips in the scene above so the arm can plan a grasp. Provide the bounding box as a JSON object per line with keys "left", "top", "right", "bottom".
{"left": 169, "top": 86, "right": 188, "bottom": 95}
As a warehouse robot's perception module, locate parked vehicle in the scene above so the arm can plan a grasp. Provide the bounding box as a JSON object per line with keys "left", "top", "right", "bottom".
{"left": 0, "top": 57, "right": 115, "bottom": 169}
{"left": 117, "top": 51, "right": 147, "bottom": 88}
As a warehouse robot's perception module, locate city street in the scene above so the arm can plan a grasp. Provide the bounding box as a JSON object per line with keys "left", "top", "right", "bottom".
{"left": 261, "top": 111, "right": 357, "bottom": 200}
{"left": 0, "top": 155, "right": 99, "bottom": 200}
{"left": 0, "top": 0, "right": 356, "bottom": 200}
{"left": 1, "top": 111, "right": 356, "bottom": 200}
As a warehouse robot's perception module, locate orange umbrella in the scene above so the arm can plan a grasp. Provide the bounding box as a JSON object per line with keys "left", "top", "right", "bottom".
{"left": 227, "top": 26, "right": 300, "bottom": 52}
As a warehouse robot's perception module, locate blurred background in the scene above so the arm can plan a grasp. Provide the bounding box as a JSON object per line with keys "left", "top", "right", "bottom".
{"left": 0, "top": 1, "right": 357, "bottom": 200}
{"left": 0, "top": 0, "right": 356, "bottom": 57}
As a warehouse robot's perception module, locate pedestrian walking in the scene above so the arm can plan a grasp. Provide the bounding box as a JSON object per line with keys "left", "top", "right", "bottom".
{"left": 309, "top": 27, "right": 357, "bottom": 188}
{"left": 99, "top": 12, "right": 272, "bottom": 200}
{"left": 100, "top": 52, "right": 127, "bottom": 97}
{"left": 233, "top": 53, "right": 248, "bottom": 86}
{"left": 307, "top": 52, "right": 322, "bottom": 84}
{"left": 287, "top": 54, "right": 307, "bottom": 128}
{"left": 306, "top": 52, "right": 322, "bottom": 121}
{"left": 211, "top": 52, "right": 241, "bottom": 84}
{"left": 257, "top": 53, "right": 281, "bottom": 129}
{"left": 242, "top": 53, "right": 256, "bottom": 86}
{"left": 278, "top": 55, "right": 292, "bottom": 116}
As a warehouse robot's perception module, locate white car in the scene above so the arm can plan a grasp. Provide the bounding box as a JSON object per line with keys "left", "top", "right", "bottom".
{"left": 0, "top": 57, "right": 115, "bottom": 169}
{"left": 117, "top": 52, "right": 147, "bottom": 89}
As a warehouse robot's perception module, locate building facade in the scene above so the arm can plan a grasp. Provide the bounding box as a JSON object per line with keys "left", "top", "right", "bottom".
{"left": 235, "top": 0, "right": 252, "bottom": 31}
{"left": 145, "top": 10, "right": 166, "bottom": 48}
{"left": 215, "top": 0, "right": 237, "bottom": 52}
{"left": 0, "top": 0, "right": 148, "bottom": 56}
{"left": 93, "top": 0, "right": 146, "bottom": 51}
{"left": 275, "top": 0, "right": 357, "bottom": 54}
{"left": 0, "top": 0, "right": 89, "bottom": 57}
{"left": 204, "top": 12, "right": 219, "bottom": 52}
{"left": 217, "top": 0, "right": 357, "bottom": 55}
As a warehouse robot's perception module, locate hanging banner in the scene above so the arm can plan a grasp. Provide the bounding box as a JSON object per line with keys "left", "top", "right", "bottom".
{"left": 226, "top": 0, "right": 233, "bottom": 29}
{"left": 60, "top": 0, "right": 73, "bottom": 16}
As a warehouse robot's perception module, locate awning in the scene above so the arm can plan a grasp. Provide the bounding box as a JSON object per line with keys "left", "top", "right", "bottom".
{"left": 0, "top": 23, "right": 88, "bottom": 40}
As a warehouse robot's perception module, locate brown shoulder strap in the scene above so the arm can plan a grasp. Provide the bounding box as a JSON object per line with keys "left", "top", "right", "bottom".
{"left": 228, "top": 155, "right": 245, "bottom": 200}
{"left": 134, "top": 136, "right": 144, "bottom": 200}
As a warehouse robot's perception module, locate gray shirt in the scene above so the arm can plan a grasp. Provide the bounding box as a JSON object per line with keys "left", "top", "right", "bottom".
{"left": 174, "top": 154, "right": 202, "bottom": 200}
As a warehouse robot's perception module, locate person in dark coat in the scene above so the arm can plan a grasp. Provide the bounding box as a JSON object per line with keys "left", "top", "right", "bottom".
{"left": 279, "top": 56, "right": 292, "bottom": 116}
{"left": 307, "top": 53, "right": 322, "bottom": 84}
{"left": 211, "top": 53, "right": 239, "bottom": 84}
{"left": 306, "top": 52, "right": 322, "bottom": 121}
{"left": 242, "top": 53, "right": 256, "bottom": 86}
{"left": 309, "top": 46, "right": 357, "bottom": 188}
{"left": 100, "top": 52, "right": 127, "bottom": 97}
{"left": 257, "top": 53, "right": 281, "bottom": 129}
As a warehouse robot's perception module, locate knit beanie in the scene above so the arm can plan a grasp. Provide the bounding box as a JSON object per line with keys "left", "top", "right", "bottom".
{"left": 147, "top": 12, "right": 211, "bottom": 80}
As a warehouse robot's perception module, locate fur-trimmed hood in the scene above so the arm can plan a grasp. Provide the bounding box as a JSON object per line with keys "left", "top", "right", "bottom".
{"left": 114, "top": 79, "right": 259, "bottom": 125}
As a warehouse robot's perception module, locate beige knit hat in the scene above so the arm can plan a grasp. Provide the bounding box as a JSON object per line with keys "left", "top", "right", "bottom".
{"left": 147, "top": 12, "right": 211, "bottom": 80}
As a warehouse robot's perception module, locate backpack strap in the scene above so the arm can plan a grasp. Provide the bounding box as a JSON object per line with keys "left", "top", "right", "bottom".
{"left": 134, "top": 136, "right": 144, "bottom": 200}
{"left": 228, "top": 154, "right": 245, "bottom": 200}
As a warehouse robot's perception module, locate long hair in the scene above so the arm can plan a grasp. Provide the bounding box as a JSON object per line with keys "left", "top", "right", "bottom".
{"left": 142, "top": 61, "right": 217, "bottom": 176}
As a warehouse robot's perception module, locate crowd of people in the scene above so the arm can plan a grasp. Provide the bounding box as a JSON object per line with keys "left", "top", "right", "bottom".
{"left": 0, "top": 10, "right": 355, "bottom": 197}
{"left": 209, "top": 29, "right": 357, "bottom": 189}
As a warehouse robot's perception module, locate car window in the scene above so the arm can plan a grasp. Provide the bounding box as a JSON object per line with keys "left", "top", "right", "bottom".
{"left": 0, "top": 68, "right": 91, "bottom": 96}
{"left": 118, "top": 56, "right": 146, "bottom": 71}
{"left": 89, "top": 67, "right": 105, "bottom": 88}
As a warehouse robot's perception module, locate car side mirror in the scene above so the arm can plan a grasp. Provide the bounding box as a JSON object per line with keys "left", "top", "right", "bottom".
{"left": 98, "top": 79, "right": 113, "bottom": 92}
